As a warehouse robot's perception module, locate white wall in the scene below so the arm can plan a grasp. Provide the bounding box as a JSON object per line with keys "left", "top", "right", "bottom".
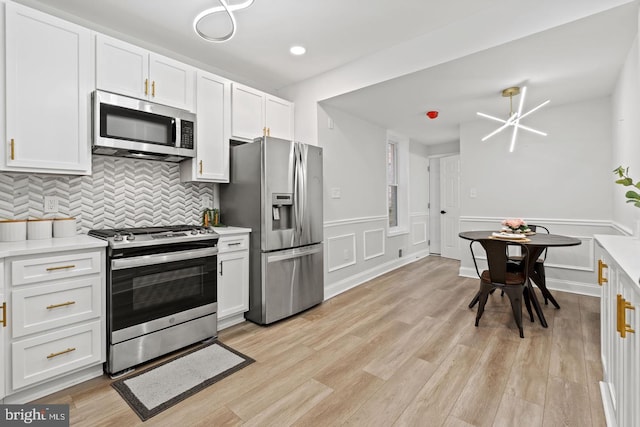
{"left": 611, "top": 35, "right": 640, "bottom": 233}
{"left": 461, "top": 98, "right": 612, "bottom": 219}
{"left": 458, "top": 97, "right": 617, "bottom": 296}
{"left": 319, "top": 104, "right": 430, "bottom": 298}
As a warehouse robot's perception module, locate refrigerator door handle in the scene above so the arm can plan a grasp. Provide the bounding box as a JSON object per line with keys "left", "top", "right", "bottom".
{"left": 266, "top": 245, "right": 323, "bottom": 263}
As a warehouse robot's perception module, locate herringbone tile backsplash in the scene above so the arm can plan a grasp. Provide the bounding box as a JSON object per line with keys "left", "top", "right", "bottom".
{"left": 0, "top": 156, "right": 215, "bottom": 233}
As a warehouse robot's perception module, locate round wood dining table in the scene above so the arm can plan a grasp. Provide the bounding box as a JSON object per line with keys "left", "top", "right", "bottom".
{"left": 459, "top": 230, "right": 581, "bottom": 328}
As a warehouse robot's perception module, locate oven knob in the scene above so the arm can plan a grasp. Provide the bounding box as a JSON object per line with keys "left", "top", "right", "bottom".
{"left": 113, "top": 234, "right": 123, "bottom": 242}
{"left": 207, "top": 229, "right": 215, "bottom": 234}
{"left": 126, "top": 234, "right": 135, "bottom": 241}
{"left": 191, "top": 229, "right": 199, "bottom": 235}
{"left": 199, "top": 228, "right": 206, "bottom": 234}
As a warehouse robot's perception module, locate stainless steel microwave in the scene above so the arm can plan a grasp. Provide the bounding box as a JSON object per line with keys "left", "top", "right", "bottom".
{"left": 92, "top": 90, "right": 196, "bottom": 162}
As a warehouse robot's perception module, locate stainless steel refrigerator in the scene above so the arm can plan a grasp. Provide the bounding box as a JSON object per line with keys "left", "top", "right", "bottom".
{"left": 220, "top": 136, "right": 323, "bottom": 324}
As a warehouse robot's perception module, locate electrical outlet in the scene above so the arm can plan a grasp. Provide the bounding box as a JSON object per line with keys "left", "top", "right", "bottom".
{"left": 44, "top": 196, "right": 59, "bottom": 213}
{"left": 201, "top": 195, "right": 212, "bottom": 209}
{"left": 331, "top": 188, "right": 341, "bottom": 199}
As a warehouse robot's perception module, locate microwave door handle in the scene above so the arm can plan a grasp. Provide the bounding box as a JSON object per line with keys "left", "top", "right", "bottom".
{"left": 172, "top": 118, "right": 178, "bottom": 146}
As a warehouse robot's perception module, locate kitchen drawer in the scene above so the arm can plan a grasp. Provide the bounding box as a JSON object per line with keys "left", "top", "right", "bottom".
{"left": 11, "top": 276, "right": 101, "bottom": 338}
{"left": 218, "top": 235, "right": 249, "bottom": 253}
{"left": 11, "top": 320, "right": 102, "bottom": 390}
{"left": 11, "top": 250, "right": 102, "bottom": 286}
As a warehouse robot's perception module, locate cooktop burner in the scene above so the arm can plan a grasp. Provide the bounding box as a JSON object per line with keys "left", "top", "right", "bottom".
{"left": 88, "top": 225, "right": 218, "bottom": 248}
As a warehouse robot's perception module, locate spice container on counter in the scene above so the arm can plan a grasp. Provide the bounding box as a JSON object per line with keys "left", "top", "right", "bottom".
{"left": 0, "top": 219, "right": 27, "bottom": 241}
{"left": 53, "top": 217, "right": 77, "bottom": 238}
{"left": 27, "top": 218, "right": 53, "bottom": 240}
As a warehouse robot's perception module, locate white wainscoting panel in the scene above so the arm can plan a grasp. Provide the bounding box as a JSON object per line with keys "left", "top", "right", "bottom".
{"left": 545, "top": 236, "right": 594, "bottom": 272}
{"left": 412, "top": 221, "right": 427, "bottom": 245}
{"left": 363, "top": 228, "right": 385, "bottom": 260}
{"left": 327, "top": 233, "right": 357, "bottom": 272}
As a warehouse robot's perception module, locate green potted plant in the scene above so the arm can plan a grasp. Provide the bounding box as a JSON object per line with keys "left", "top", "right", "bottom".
{"left": 613, "top": 166, "right": 640, "bottom": 207}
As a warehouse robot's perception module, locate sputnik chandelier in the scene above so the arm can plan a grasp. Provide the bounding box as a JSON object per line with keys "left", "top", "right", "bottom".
{"left": 476, "top": 86, "right": 550, "bottom": 152}
{"left": 193, "top": 0, "right": 255, "bottom": 43}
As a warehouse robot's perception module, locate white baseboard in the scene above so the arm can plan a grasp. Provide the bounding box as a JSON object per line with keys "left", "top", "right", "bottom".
{"left": 218, "top": 313, "right": 246, "bottom": 331}
{"left": 459, "top": 267, "right": 600, "bottom": 298}
{"left": 3, "top": 364, "right": 104, "bottom": 404}
{"left": 325, "top": 249, "right": 430, "bottom": 300}
{"left": 600, "top": 381, "right": 616, "bottom": 427}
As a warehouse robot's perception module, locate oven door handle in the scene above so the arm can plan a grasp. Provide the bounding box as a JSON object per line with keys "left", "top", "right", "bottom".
{"left": 111, "top": 247, "right": 217, "bottom": 270}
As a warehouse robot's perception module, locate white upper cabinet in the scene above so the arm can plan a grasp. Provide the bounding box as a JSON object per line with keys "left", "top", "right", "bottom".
{"left": 231, "top": 83, "right": 293, "bottom": 141}
{"left": 180, "top": 71, "right": 231, "bottom": 183}
{"left": 4, "top": 2, "right": 92, "bottom": 175}
{"left": 96, "top": 34, "right": 195, "bottom": 111}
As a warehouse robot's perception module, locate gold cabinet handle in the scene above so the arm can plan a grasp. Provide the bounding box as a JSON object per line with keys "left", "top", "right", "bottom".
{"left": 46, "top": 265, "right": 76, "bottom": 272}
{"left": 46, "top": 301, "right": 76, "bottom": 310}
{"left": 10, "top": 138, "right": 15, "bottom": 160}
{"left": 199, "top": 160, "right": 203, "bottom": 175}
{"left": 598, "top": 260, "right": 608, "bottom": 286}
{"left": 152, "top": 80, "right": 156, "bottom": 97}
{"left": 1, "top": 302, "right": 6, "bottom": 328}
{"left": 617, "top": 294, "right": 635, "bottom": 338}
{"left": 47, "top": 347, "right": 76, "bottom": 359}
{"left": 267, "top": 127, "right": 271, "bottom": 136}
{"left": 145, "top": 78, "right": 149, "bottom": 95}
{"left": 263, "top": 127, "right": 267, "bottom": 136}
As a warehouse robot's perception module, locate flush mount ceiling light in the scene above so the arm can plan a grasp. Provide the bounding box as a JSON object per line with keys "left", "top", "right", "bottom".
{"left": 477, "top": 86, "right": 550, "bottom": 152}
{"left": 290, "top": 46, "right": 306, "bottom": 56}
{"left": 193, "top": 0, "right": 255, "bottom": 43}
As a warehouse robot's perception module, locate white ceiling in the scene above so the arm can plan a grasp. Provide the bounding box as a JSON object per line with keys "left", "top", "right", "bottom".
{"left": 16, "top": 0, "right": 639, "bottom": 146}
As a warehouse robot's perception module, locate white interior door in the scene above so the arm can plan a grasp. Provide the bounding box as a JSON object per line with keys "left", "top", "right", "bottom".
{"left": 440, "top": 154, "right": 461, "bottom": 260}
{"left": 429, "top": 158, "right": 441, "bottom": 254}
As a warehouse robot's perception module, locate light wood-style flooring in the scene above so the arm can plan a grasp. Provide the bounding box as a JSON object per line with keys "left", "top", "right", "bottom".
{"left": 34, "top": 256, "right": 604, "bottom": 426}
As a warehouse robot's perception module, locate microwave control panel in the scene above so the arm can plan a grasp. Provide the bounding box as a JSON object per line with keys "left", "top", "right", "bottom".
{"left": 181, "top": 120, "right": 194, "bottom": 149}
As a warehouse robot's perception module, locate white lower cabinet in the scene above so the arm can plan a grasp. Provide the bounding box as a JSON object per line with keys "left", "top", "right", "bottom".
{"left": 596, "top": 236, "right": 640, "bottom": 427}
{"left": 3, "top": 247, "right": 106, "bottom": 401}
{"left": 217, "top": 232, "right": 249, "bottom": 329}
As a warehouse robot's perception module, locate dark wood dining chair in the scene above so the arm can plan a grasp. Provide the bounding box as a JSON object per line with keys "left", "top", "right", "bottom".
{"left": 470, "top": 238, "right": 532, "bottom": 338}
{"left": 508, "top": 224, "right": 551, "bottom": 305}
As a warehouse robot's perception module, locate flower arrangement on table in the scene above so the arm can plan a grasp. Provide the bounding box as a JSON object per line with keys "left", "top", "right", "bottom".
{"left": 501, "top": 218, "right": 531, "bottom": 234}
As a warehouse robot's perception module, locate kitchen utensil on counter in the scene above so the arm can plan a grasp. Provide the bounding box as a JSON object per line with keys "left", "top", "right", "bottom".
{"left": 27, "top": 218, "right": 53, "bottom": 239}
{"left": 53, "top": 217, "right": 77, "bottom": 237}
{"left": 0, "top": 219, "right": 27, "bottom": 241}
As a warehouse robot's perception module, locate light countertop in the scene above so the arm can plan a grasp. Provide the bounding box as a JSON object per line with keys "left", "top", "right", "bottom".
{"left": 213, "top": 226, "right": 251, "bottom": 235}
{"left": 595, "top": 234, "right": 640, "bottom": 286}
{"left": 0, "top": 235, "right": 107, "bottom": 258}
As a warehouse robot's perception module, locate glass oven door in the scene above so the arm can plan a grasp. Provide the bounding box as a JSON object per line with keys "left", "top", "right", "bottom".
{"left": 109, "top": 247, "right": 217, "bottom": 343}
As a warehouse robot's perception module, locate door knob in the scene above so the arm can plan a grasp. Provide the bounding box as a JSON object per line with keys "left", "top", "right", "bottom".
{"left": 440, "top": 210, "right": 447, "bottom": 214}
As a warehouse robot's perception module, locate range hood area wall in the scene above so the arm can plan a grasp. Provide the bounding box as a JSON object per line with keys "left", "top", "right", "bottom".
{"left": 0, "top": 156, "right": 214, "bottom": 232}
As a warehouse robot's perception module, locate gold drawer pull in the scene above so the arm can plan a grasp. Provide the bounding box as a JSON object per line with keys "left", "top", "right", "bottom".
{"left": 617, "top": 294, "right": 636, "bottom": 338}
{"left": 10, "top": 138, "right": 15, "bottom": 160}
{"left": 46, "top": 301, "right": 76, "bottom": 310}
{"left": 199, "top": 160, "right": 203, "bottom": 175}
{"left": 598, "top": 259, "right": 608, "bottom": 286}
{"left": 144, "top": 78, "right": 149, "bottom": 95}
{"left": 152, "top": 80, "right": 156, "bottom": 97}
{"left": 47, "top": 347, "right": 76, "bottom": 359}
{"left": 46, "top": 265, "right": 76, "bottom": 272}
{"left": 1, "top": 302, "right": 6, "bottom": 328}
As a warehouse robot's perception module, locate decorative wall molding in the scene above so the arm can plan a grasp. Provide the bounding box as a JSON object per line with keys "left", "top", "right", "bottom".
{"left": 458, "top": 267, "right": 599, "bottom": 298}
{"left": 411, "top": 221, "right": 427, "bottom": 245}
{"left": 460, "top": 216, "right": 615, "bottom": 228}
{"left": 325, "top": 249, "right": 430, "bottom": 300}
{"left": 611, "top": 221, "right": 632, "bottom": 236}
{"left": 0, "top": 156, "right": 214, "bottom": 233}
{"left": 544, "top": 236, "right": 595, "bottom": 272}
{"left": 324, "top": 215, "right": 387, "bottom": 228}
{"left": 363, "top": 228, "right": 385, "bottom": 260}
{"left": 327, "top": 233, "right": 357, "bottom": 272}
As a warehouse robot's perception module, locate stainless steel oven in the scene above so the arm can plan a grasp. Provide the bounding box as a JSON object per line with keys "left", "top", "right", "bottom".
{"left": 89, "top": 226, "right": 218, "bottom": 375}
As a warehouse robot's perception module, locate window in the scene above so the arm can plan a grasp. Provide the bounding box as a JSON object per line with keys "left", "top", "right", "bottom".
{"left": 387, "top": 131, "right": 408, "bottom": 235}
{"left": 387, "top": 141, "right": 398, "bottom": 228}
